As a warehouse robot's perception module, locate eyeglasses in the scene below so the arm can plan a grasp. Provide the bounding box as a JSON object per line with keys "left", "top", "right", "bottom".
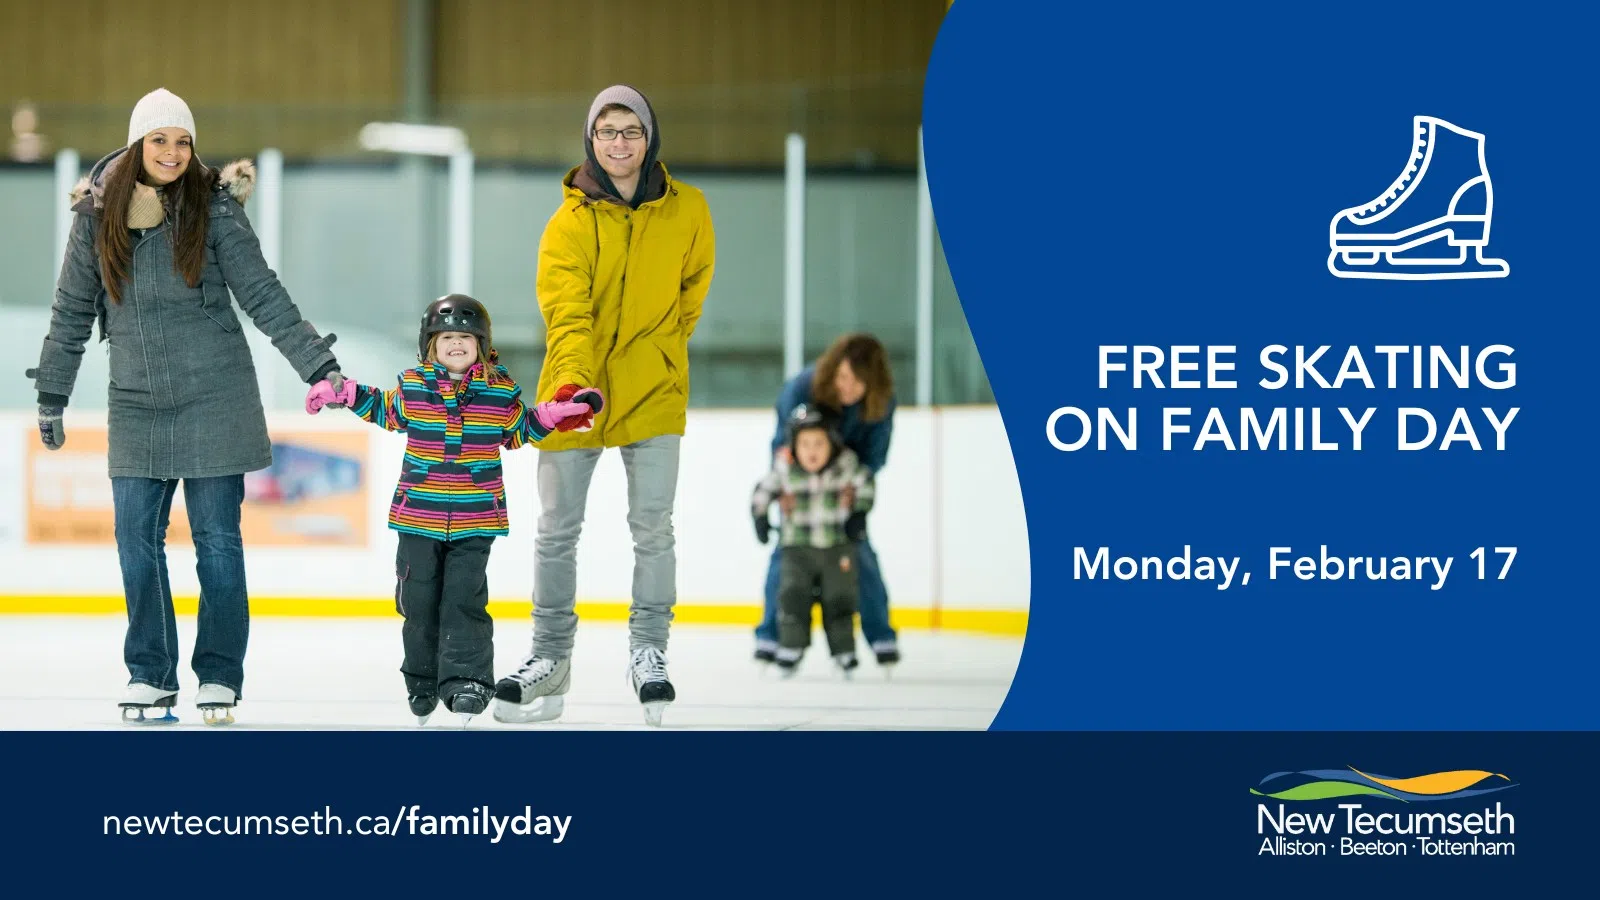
{"left": 594, "top": 127, "right": 645, "bottom": 141}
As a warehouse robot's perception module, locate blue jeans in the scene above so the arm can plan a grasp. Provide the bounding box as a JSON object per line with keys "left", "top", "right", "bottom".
{"left": 756, "top": 536, "right": 896, "bottom": 647}
{"left": 112, "top": 476, "right": 249, "bottom": 696}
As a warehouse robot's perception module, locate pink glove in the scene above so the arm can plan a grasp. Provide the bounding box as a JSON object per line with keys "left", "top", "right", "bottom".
{"left": 306, "top": 379, "right": 357, "bottom": 414}
{"left": 534, "top": 399, "right": 599, "bottom": 431}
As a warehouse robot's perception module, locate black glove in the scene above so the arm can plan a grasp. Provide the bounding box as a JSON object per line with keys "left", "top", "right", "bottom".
{"left": 844, "top": 511, "right": 867, "bottom": 542}
{"left": 324, "top": 370, "right": 348, "bottom": 410}
{"left": 38, "top": 405, "right": 65, "bottom": 450}
{"left": 573, "top": 387, "right": 605, "bottom": 414}
{"left": 754, "top": 514, "right": 771, "bottom": 544}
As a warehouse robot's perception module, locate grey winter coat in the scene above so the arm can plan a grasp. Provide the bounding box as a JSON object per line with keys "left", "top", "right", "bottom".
{"left": 27, "top": 147, "right": 339, "bottom": 479}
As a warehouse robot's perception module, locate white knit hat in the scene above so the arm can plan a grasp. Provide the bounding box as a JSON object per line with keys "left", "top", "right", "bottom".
{"left": 127, "top": 88, "right": 195, "bottom": 146}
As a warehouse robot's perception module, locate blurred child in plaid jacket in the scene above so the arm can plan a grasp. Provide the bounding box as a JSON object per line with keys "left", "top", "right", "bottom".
{"left": 750, "top": 404, "right": 875, "bottom": 676}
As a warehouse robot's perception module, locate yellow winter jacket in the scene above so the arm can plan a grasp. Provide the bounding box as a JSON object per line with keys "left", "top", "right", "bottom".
{"left": 533, "top": 163, "right": 715, "bottom": 450}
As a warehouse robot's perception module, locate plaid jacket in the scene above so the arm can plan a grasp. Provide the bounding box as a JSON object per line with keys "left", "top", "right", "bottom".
{"left": 351, "top": 361, "right": 550, "bottom": 541}
{"left": 751, "top": 447, "right": 875, "bottom": 549}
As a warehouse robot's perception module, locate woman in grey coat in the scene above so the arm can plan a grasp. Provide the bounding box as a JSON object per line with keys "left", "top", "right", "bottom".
{"left": 26, "top": 88, "right": 344, "bottom": 724}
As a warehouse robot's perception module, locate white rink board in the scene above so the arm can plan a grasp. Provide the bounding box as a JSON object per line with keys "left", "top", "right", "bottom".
{"left": 0, "top": 406, "right": 1030, "bottom": 613}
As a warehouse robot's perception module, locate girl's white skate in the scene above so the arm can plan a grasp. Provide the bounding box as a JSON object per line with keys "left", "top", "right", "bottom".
{"left": 119, "top": 683, "right": 179, "bottom": 725}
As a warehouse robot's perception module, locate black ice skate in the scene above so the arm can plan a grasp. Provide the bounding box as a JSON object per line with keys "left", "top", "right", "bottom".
{"left": 833, "top": 652, "right": 860, "bottom": 680}
{"left": 119, "top": 683, "right": 179, "bottom": 725}
{"left": 196, "top": 683, "right": 237, "bottom": 726}
{"left": 774, "top": 647, "right": 803, "bottom": 680}
{"left": 409, "top": 693, "right": 438, "bottom": 727}
{"left": 1328, "top": 116, "right": 1509, "bottom": 280}
{"left": 871, "top": 640, "right": 901, "bottom": 676}
{"left": 626, "top": 647, "right": 675, "bottom": 727}
{"left": 753, "top": 638, "right": 778, "bottom": 665}
{"left": 446, "top": 684, "right": 490, "bottom": 728}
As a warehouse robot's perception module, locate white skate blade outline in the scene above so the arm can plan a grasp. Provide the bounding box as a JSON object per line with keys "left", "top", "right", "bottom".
{"left": 1328, "top": 244, "right": 1509, "bottom": 280}
{"left": 492, "top": 694, "right": 564, "bottom": 724}
{"left": 1329, "top": 116, "right": 1509, "bottom": 280}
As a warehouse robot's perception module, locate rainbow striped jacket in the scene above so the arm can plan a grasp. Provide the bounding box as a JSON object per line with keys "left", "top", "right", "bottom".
{"left": 350, "top": 361, "right": 550, "bottom": 541}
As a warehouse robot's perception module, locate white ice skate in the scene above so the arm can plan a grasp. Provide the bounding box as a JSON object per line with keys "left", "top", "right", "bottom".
{"left": 1328, "top": 116, "right": 1509, "bottom": 280}
{"left": 119, "top": 683, "right": 179, "bottom": 725}
{"left": 627, "top": 647, "right": 675, "bottom": 727}
{"left": 196, "top": 683, "right": 236, "bottom": 726}
{"left": 492, "top": 654, "right": 571, "bottom": 724}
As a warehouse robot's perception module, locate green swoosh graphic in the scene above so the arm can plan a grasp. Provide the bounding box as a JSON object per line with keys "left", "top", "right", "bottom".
{"left": 1250, "top": 782, "right": 1405, "bottom": 801}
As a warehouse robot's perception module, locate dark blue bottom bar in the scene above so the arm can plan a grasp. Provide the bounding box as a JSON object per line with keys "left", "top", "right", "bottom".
{"left": 4, "top": 731, "right": 1587, "bottom": 892}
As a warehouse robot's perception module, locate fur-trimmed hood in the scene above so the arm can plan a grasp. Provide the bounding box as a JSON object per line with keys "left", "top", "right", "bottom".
{"left": 68, "top": 146, "right": 255, "bottom": 213}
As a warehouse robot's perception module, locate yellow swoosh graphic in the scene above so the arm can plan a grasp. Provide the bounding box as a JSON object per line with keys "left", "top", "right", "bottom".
{"left": 1349, "top": 768, "right": 1510, "bottom": 795}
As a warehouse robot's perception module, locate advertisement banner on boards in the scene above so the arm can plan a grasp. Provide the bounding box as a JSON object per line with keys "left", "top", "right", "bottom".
{"left": 24, "top": 427, "right": 369, "bottom": 546}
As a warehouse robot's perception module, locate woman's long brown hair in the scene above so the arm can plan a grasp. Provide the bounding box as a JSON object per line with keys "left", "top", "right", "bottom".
{"left": 95, "top": 138, "right": 212, "bottom": 303}
{"left": 811, "top": 332, "right": 895, "bottom": 422}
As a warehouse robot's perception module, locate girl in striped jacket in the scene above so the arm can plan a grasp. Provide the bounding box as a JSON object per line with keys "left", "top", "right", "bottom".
{"left": 306, "top": 294, "right": 600, "bottom": 725}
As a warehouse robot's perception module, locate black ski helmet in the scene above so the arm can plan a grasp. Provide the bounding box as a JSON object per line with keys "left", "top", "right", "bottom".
{"left": 786, "top": 404, "right": 842, "bottom": 466}
{"left": 418, "top": 293, "right": 492, "bottom": 362}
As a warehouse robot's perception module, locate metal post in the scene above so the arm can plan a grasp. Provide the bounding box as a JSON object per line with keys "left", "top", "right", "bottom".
{"left": 403, "top": 0, "right": 435, "bottom": 124}
{"left": 403, "top": 0, "right": 438, "bottom": 297}
{"left": 258, "top": 149, "right": 284, "bottom": 271}
{"left": 916, "top": 126, "right": 935, "bottom": 407}
{"left": 447, "top": 149, "right": 474, "bottom": 295}
{"left": 54, "top": 149, "right": 79, "bottom": 273}
{"left": 255, "top": 148, "right": 285, "bottom": 408}
{"left": 784, "top": 133, "right": 806, "bottom": 378}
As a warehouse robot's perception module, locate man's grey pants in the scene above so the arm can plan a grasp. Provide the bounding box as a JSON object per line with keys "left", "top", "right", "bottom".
{"left": 532, "top": 435, "right": 681, "bottom": 659}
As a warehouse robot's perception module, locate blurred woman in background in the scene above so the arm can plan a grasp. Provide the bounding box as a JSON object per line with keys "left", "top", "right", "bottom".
{"left": 754, "top": 333, "right": 900, "bottom": 670}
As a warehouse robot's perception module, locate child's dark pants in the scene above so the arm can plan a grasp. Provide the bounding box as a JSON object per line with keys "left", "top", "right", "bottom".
{"left": 394, "top": 533, "right": 495, "bottom": 700}
{"left": 777, "top": 544, "right": 859, "bottom": 656}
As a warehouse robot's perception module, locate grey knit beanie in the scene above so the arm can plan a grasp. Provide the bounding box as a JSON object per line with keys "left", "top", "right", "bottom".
{"left": 585, "top": 85, "right": 653, "bottom": 140}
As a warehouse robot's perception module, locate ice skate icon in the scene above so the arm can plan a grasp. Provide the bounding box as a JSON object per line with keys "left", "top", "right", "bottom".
{"left": 1329, "top": 116, "right": 1508, "bottom": 280}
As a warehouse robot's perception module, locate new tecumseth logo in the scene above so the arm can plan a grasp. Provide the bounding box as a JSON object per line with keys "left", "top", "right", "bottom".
{"left": 1252, "top": 767, "right": 1517, "bottom": 858}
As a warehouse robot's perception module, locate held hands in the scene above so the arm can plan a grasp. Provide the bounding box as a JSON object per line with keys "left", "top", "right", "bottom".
{"left": 325, "top": 371, "right": 347, "bottom": 407}
{"left": 550, "top": 384, "right": 605, "bottom": 432}
{"left": 37, "top": 406, "right": 64, "bottom": 450}
{"left": 306, "top": 376, "right": 357, "bottom": 414}
{"left": 845, "top": 511, "right": 868, "bottom": 542}
{"left": 533, "top": 399, "right": 600, "bottom": 432}
{"left": 753, "top": 513, "right": 772, "bottom": 544}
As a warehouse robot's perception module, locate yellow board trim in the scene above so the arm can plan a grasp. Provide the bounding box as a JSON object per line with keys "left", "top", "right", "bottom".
{"left": 0, "top": 596, "right": 1028, "bottom": 638}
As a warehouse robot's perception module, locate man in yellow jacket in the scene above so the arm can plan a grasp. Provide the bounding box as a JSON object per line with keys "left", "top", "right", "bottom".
{"left": 494, "top": 85, "right": 715, "bottom": 728}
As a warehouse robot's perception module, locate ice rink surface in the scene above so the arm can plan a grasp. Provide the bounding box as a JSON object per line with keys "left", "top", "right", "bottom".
{"left": 0, "top": 615, "right": 1022, "bottom": 731}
